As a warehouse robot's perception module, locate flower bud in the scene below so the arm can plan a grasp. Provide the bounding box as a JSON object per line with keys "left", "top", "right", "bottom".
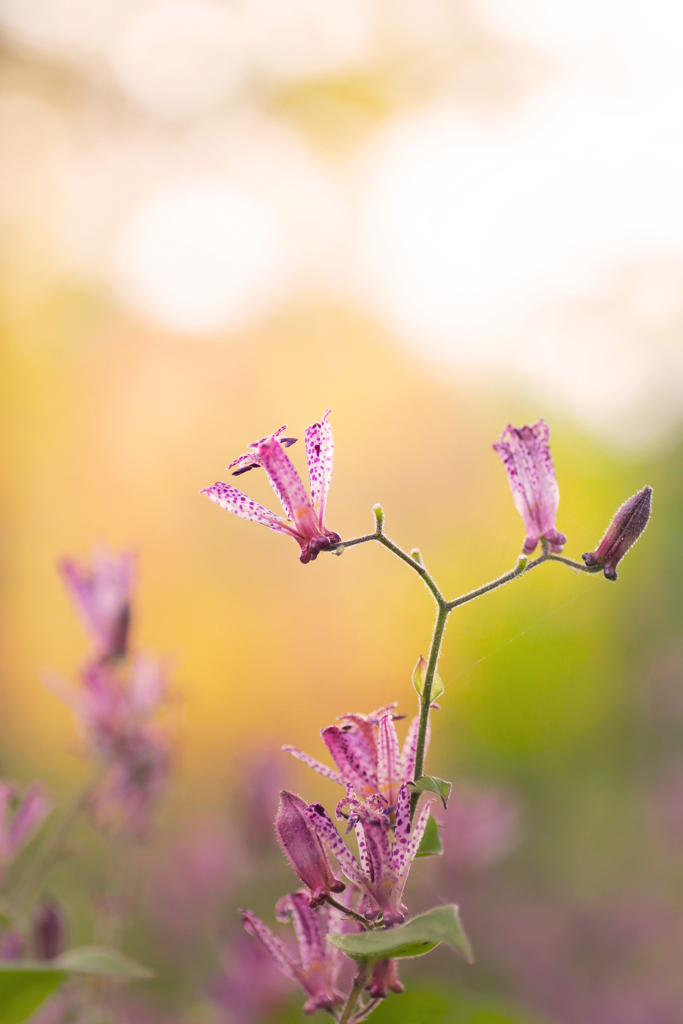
{"left": 31, "top": 899, "right": 65, "bottom": 960}
{"left": 582, "top": 486, "right": 652, "bottom": 581}
{"left": 275, "top": 791, "right": 344, "bottom": 906}
{"left": 368, "top": 958, "right": 404, "bottom": 998}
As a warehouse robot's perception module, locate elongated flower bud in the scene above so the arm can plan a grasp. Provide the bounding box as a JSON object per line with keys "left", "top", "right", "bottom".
{"left": 583, "top": 486, "right": 652, "bottom": 581}
{"left": 368, "top": 958, "right": 404, "bottom": 998}
{"left": 31, "top": 900, "right": 65, "bottom": 960}
{"left": 275, "top": 791, "right": 344, "bottom": 906}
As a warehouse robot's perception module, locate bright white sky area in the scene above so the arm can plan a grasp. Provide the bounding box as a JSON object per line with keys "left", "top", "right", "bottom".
{"left": 2, "top": 0, "right": 683, "bottom": 447}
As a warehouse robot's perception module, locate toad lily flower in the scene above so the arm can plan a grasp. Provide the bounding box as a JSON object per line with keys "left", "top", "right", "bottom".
{"left": 583, "top": 486, "right": 652, "bottom": 581}
{"left": 283, "top": 705, "right": 429, "bottom": 806}
{"left": 307, "top": 783, "right": 434, "bottom": 927}
{"left": 493, "top": 420, "right": 567, "bottom": 555}
{"left": 275, "top": 791, "right": 345, "bottom": 906}
{"left": 60, "top": 548, "right": 134, "bottom": 662}
{"left": 241, "top": 891, "right": 344, "bottom": 1015}
{"left": 202, "top": 411, "right": 341, "bottom": 564}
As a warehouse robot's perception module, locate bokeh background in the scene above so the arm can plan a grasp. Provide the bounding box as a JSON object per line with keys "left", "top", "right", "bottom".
{"left": 1, "top": 0, "right": 683, "bottom": 1021}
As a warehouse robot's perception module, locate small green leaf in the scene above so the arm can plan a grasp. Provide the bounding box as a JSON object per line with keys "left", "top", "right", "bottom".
{"left": 409, "top": 775, "right": 452, "bottom": 809}
{"left": 0, "top": 967, "right": 65, "bottom": 1024}
{"left": 416, "top": 814, "right": 443, "bottom": 857}
{"left": 328, "top": 905, "right": 473, "bottom": 964}
{"left": 54, "top": 946, "right": 154, "bottom": 979}
{"left": 412, "top": 657, "right": 444, "bottom": 703}
{"left": 372, "top": 504, "right": 384, "bottom": 530}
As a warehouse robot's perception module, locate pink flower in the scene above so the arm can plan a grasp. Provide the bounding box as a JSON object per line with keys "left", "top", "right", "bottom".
{"left": 368, "top": 958, "right": 404, "bottom": 998}
{"left": 307, "top": 784, "right": 434, "bottom": 927}
{"left": 0, "top": 782, "right": 51, "bottom": 885}
{"left": 275, "top": 791, "right": 345, "bottom": 906}
{"left": 211, "top": 933, "right": 290, "bottom": 1024}
{"left": 493, "top": 420, "right": 566, "bottom": 555}
{"left": 60, "top": 548, "right": 135, "bottom": 661}
{"left": 202, "top": 411, "right": 341, "bottom": 564}
{"left": 241, "top": 891, "right": 345, "bottom": 1015}
{"left": 283, "top": 704, "right": 429, "bottom": 805}
{"left": 583, "top": 486, "right": 652, "bottom": 581}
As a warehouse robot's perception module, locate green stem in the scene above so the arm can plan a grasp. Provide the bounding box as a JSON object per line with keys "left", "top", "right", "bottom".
{"left": 9, "top": 768, "right": 103, "bottom": 914}
{"left": 323, "top": 895, "right": 375, "bottom": 929}
{"left": 410, "top": 602, "right": 449, "bottom": 819}
{"left": 349, "top": 997, "right": 382, "bottom": 1022}
{"left": 338, "top": 962, "right": 370, "bottom": 1024}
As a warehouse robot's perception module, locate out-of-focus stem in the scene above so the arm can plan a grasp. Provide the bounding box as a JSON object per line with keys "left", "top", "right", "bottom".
{"left": 338, "top": 962, "right": 370, "bottom": 1024}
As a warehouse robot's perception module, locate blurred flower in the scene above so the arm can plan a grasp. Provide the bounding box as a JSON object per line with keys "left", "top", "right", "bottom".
{"left": 31, "top": 899, "right": 65, "bottom": 960}
{"left": 276, "top": 790, "right": 345, "bottom": 906}
{"left": 439, "top": 784, "right": 521, "bottom": 874}
{"left": 241, "top": 755, "right": 282, "bottom": 852}
{"left": 202, "top": 410, "right": 341, "bottom": 563}
{"left": 583, "top": 486, "right": 652, "bottom": 580}
{"left": 89, "top": 725, "right": 171, "bottom": 838}
{"left": 60, "top": 548, "right": 135, "bottom": 661}
{"left": 0, "top": 930, "right": 24, "bottom": 960}
{"left": 493, "top": 420, "right": 566, "bottom": 555}
{"left": 211, "top": 932, "right": 290, "bottom": 1024}
{"left": 368, "top": 958, "right": 404, "bottom": 998}
{"left": 0, "top": 781, "right": 51, "bottom": 886}
{"left": 241, "top": 891, "right": 344, "bottom": 1015}
{"left": 284, "top": 704, "right": 428, "bottom": 802}
{"left": 308, "top": 784, "right": 433, "bottom": 926}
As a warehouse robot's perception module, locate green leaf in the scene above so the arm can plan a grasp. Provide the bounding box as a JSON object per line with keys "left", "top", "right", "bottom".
{"left": 412, "top": 656, "right": 444, "bottom": 703}
{"left": 416, "top": 814, "right": 443, "bottom": 857}
{"left": 409, "top": 775, "right": 452, "bottom": 809}
{"left": 328, "top": 905, "right": 473, "bottom": 964}
{"left": 54, "top": 946, "right": 154, "bottom": 978}
{"left": 0, "top": 948, "right": 153, "bottom": 1024}
{"left": 0, "top": 967, "right": 65, "bottom": 1024}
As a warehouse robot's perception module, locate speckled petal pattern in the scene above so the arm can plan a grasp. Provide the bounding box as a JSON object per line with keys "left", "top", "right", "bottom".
{"left": 201, "top": 482, "right": 292, "bottom": 534}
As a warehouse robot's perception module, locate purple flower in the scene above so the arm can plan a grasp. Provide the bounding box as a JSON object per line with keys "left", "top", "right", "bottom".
{"left": 276, "top": 791, "right": 345, "bottom": 906}
{"left": 439, "top": 783, "right": 521, "bottom": 874}
{"left": 202, "top": 411, "right": 341, "bottom": 564}
{"left": 31, "top": 900, "right": 65, "bottom": 960}
{"left": 493, "top": 420, "right": 566, "bottom": 555}
{"left": 284, "top": 704, "right": 429, "bottom": 804}
{"left": 583, "top": 486, "right": 652, "bottom": 581}
{"left": 241, "top": 891, "right": 344, "bottom": 1015}
{"left": 368, "top": 958, "right": 404, "bottom": 998}
{"left": 0, "top": 782, "right": 51, "bottom": 885}
{"left": 307, "top": 784, "right": 434, "bottom": 927}
{"left": 60, "top": 548, "right": 134, "bottom": 661}
{"left": 211, "top": 933, "right": 290, "bottom": 1024}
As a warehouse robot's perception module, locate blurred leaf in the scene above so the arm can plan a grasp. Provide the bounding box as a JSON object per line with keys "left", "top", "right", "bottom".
{"left": 54, "top": 946, "right": 154, "bottom": 978}
{"left": 410, "top": 775, "right": 452, "bottom": 809}
{"left": 0, "top": 966, "right": 64, "bottom": 1024}
{"left": 416, "top": 814, "right": 444, "bottom": 857}
{"left": 328, "top": 905, "right": 472, "bottom": 963}
{"left": 369, "top": 986, "right": 552, "bottom": 1024}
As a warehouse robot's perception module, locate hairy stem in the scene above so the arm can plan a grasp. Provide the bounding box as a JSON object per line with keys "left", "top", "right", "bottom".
{"left": 323, "top": 895, "right": 375, "bottom": 929}
{"left": 410, "top": 602, "right": 449, "bottom": 820}
{"left": 338, "top": 962, "right": 370, "bottom": 1024}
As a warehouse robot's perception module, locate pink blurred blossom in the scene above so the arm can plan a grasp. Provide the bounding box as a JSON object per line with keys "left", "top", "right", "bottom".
{"left": 60, "top": 547, "right": 135, "bottom": 661}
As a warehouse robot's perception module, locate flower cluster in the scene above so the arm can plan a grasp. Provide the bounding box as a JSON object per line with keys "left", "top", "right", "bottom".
{"left": 240, "top": 704, "right": 434, "bottom": 1015}
{"left": 50, "top": 549, "right": 171, "bottom": 837}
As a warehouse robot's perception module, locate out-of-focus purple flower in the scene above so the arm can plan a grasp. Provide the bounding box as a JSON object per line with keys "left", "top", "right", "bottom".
{"left": 439, "top": 784, "right": 521, "bottom": 874}
{"left": 89, "top": 726, "right": 171, "bottom": 838}
{"left": 0, "top": 781, "right": 51, "bottom": 885}
{"left": 276, "top": 791, "right": 345, "bottom": 906}
{"left": 147, "top": 824, "right": 238, "bottom": 942}
{"left": 211, "top": 933, "right": 290, "bottom": 1024}
{"left": 0, "top": 930, "right": 24, "bottom": 959}
{"left": 284, "top": 704, "right": 429, "bottom": 803}
{"left": 60, "top": 548, "right": 134, "bottom": 661}
{"left": 242, "top": 755, "right": 282, "bottom": 852}
{"left": 31, "top": 899, "right": 65, "bottom": 960}
{"left": 242, "top": 891, "right": 345, "bottom": 1015}
{"left": 202, "top": 410, "right": 341, "bottom": 564}
{"left": 307, "top": 784, "right": 434, "bottom": 927}
{"left": 493, "top": 420, "right": 566, "bottom": 555}
{"left": 368, "top": 958, "right": 404, "bottom": 998}
{"left": 583, "top": 486, "right": 652, "bottom": 581}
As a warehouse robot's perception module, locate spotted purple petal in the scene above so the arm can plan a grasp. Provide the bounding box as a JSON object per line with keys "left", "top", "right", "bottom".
{"left": 201, "top": 482, "right": 292, "bottom": 534}
{"left": 241, "top": 909, "right": 301, "bottom": 984}
{"left": 377, "top": 713, "right": 402, "bottom": 807}
{"left": 305, "top": 409, "right": 333, "bottom": 522}
{"left": 305, "top": 803, "right": 365, "bottom": 888}
{"left": 281, "top": 746, "right": 345, "bottom": 787}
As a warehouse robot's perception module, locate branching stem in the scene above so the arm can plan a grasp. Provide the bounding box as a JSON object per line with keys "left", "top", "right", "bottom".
{"left": 338, "top": 962, "right": 370, "bottom": 1024}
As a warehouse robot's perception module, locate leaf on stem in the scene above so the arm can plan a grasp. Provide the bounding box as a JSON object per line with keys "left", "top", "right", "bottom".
{"left": 412, "top": 657, "right": 445, "bottom": 703}
{"left": 328, "top": 905, "right": 473, "bottom": 964}
{"left": 415, "top": 814, "right": 443, "bottom": 857}
{"left": 409, "top": 775, "right": 452, "bottom": 809}
{"left": 0, "top": 947, "right": 153, "bottom": 1024}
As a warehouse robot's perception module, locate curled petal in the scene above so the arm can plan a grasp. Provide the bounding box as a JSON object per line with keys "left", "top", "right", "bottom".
{"left": 275, "top": 892, "right": 327, "bottom": 972}
{"left": 400, "top": 715, "right": 429, "bottom": 785}
{"left": 304, "top": 409, "right": 333, "bottom": 522}
{"left": 258, "top": 435, "right": 312, "bottom": 523}
{"left": 241, "top": 910, "right": 301, "bottom": 985}
{"left": 396, "top": 798, "right": 435, "bottom": 892}
{"left": 305, "top": 803, "right": 366, "bottom": 888}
